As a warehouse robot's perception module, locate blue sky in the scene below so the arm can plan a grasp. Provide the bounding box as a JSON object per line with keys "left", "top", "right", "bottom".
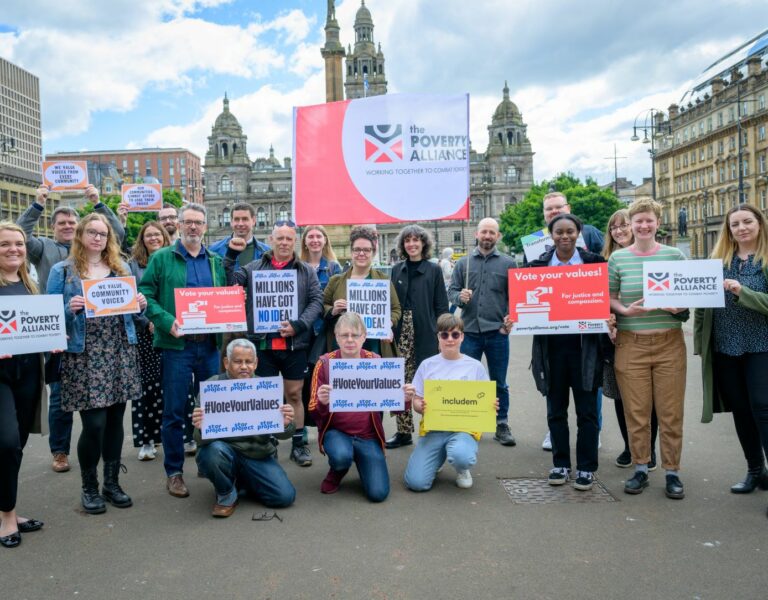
{"left": 2, "top": 0, "right": 768, "bottom": 186}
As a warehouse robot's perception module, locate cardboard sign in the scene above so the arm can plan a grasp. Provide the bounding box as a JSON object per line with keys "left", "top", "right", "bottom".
{"left": 251, "top": 270, "right": 298, "bottom": 333}
{"left": 521, "top": 227, "right": 587, "bottom": 263}
{"left": 122, "top": 183, "right": 163, "bottom": 212}
{"left": 422, "top": 380, "right": 496, "bottom": 433}
{"left": 643, "top": 259, "right": 724, "bottom": 308}
{"left": 42, "top": 161, "right": 89, "bottom": 191}
{"left": 329, "top": 358, "right": 405, "bottom": 412}
{"left": 83, "top": 276, "right": 140, "bottom": 318}
{"left": 346, "top": 279, "right": 391, "bottom": 339}
{"left": 293, "top": 93, "right": 469, "bottom": 225}
{"left": 0, "top": 294, "right": 67, "bottom": 355}
{"left": 200, "top": 377, "right": 284, "bottom": 439}
{"left": 175, "top": 287, "right": 247, "bottom": 334}
{"left": 508, "top": 264, "right": 610, "bottom": 335}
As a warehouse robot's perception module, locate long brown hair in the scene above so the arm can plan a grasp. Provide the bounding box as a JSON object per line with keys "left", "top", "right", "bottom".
{"left": 300, "top": 225, "right": 338, "bottom": 263}
{"left": 602, "top": 209, "right": 633, "bottom": 259}
{"left": 710, "top": 203, "right": 768, "bottom": 267}
{"left": 0, "top": 221, "right": 37, "bottom": 293}
{"left": 70, "top": 213, "right": 128, "bottom": 277}
{"left": 131, "top": 221, "right": 170, "bottom": 268}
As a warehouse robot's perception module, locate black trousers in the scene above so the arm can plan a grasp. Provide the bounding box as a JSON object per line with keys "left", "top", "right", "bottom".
{"left": 0, "top": 357, "right": 41, "bottom": 512}
{"left": 546, "top": 337, "right": 599, "bottom": 472}
{"left": 713, "top": 351, "right": 768, "bottom": 472}
{"left": 77, "top": 403, "right": 127, "bottom": 471}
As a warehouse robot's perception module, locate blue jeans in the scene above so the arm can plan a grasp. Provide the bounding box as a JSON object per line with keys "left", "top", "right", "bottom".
{"left": 461, "top": 331, "right": 510, "bottom": 423}
{"left": 323, "top": 429, "right": 389, "bottom": 502}
{"left": 161, "top": 342, "right": 219, "bottom": 476}
{"left": 47, "top": 382, "right": 72, "bottom": 455}
{"left": 196, "top": 441, "right": 295, "bottom": 508}
{"left": 404, "top": 431, "right": 478, "bottom": 492}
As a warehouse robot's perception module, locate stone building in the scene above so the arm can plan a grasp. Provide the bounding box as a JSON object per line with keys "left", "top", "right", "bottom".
{"left": 654, "top": 29, "right": 768, "bottom": 257}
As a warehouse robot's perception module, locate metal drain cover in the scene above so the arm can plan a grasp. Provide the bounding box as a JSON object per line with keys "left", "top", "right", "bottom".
{"left": 499, "top": 478, "right": 618, "bottom": 504}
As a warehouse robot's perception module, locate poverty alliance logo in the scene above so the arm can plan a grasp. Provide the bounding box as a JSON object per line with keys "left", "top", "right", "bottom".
{"left": 364, "top": 124, "right": 403, "bottom": 163}
{"left": 647, "top": 272, "right": 670, "bottom": 291}
{"left": 0, "top": 310, "right": 18, "bottom": 334}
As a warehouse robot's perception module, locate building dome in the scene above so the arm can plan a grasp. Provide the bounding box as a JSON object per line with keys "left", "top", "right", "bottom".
{"left": 492, "top": 82, "right": 521, "bottom": 124}
{"left": 355, "top": 1, "right": 373, "bottom": 26}
{"left": 213, "top": 94, "right": 243, "bottom": 133}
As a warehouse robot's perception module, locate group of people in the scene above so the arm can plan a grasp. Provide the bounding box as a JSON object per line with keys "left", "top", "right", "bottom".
{"left": 1, "top": 183, "right": 767, "bottom": 548}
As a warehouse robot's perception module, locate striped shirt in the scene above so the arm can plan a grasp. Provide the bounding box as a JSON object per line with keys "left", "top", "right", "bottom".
{"left": 608, "top": 244, "right": 686, "bottom": 331}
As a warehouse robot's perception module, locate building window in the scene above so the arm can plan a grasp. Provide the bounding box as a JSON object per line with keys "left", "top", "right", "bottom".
{"left": 699, "top": 122, "right": 704, "bottom": 136}
{"left": 729, "top": 107, "right": 735, "bottom": 122}
{"left": 453, "top": 231, "right": 461, "bottom": 243}
{"left": 690, "top": 150, "right": 696, "bottom": 164}
{"left": 760, "top": 153, "right": 766, "bottom": 173}
{"left": 718, "top": 112, "right": 724, "bottom": 127}
{"left": 707, "top": 117, "right": 713, "bottom": 132}
{"left": 683, "top": 155, "right": 688, "bottom": 167}
{"left": 719, "top": 165, "right": 726, "bottom": 182}
{"left": 220, "top": 175, "right": 232, "bottom": 193}
{"left": 699, "top": 148, "right": 705, "bottom": 161}
{"left": 718, "top": 140, "right": 724, "bottom": 154}
{"left": 761, "top": 189, "right": 767, "bottom": 209}
{"left": 743, "top": 159, "right": 749, "bottom": 177}
{"left": 257, "top": 207, "right": 267, "bottom": 228}
{"left": 759, "top": 125, "right": 766, "bottom": 141}
{"left": 222, "top": 208, "right": 230, "bottom": 226}
{"left": 133, "top": 159, "right": 139, "bottom": 171}
{"left": 731, "top": 162, "right": 737, "bottom": 179}
{"left": 122, "top": 159, "right": 127, "bottom": 171}
{"left": 708, "top": 145, "right": 713, "bottom": 159}
{"left": 278, "top": 207, "right": 289, "bottom": 221}
{"left": 742, "top": 131, "right": 748, "bottom": 145}
{"left": 730, "top": 136, "right": 736, "bottom": 150}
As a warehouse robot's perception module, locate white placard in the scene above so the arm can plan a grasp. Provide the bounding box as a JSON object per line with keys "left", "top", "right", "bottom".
{"left": 199, "top": 376, "right": 284, "bottom": 439}
{"left": 521, "top": 227, "right": 587, "bottom": 263}
{"left": 251, "top": 270, "right": 298, "bottom": 333}
{"left": 329, "top": 358, "right": 405, "bottom": 412}
{"left": 0, "top": 295, "right": 67, "bottom": 355}
{"left": 346, "top": 279, "right": 391, "bottom": 339}
{"left": 643, "top": 259, "right": 724, "bottom": 308}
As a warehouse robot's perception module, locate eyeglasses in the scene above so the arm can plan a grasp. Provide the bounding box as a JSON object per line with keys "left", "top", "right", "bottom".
{"left": 158, "top": 215, "right": 178, "bottom": 222}
{"left": 351, "top": 247, "right": 373, "bottom": 255}
{"left": 439, "top": 331, "right": 462, "bottom": 340}
{"left": 181, "top": 220, "right": 206, "bottom": 227}
{"left": 609, "top": 223, "right": 630, "bottom": 232}
{"left": 275, "top": 219, "right": 297, "bottom": 228}
{"left": 85, "top": 229, "right": 108, "bottom": 240}
{"left": 337, "top": 332, "right": 363, "bottom": 340}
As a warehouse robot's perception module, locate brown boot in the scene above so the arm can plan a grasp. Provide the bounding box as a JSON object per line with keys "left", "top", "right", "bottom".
{"left": 52, "top": 453, "right": 70, "bottom": 473}
{"left": 166, "top": 474, "right": 190, "bottom": 498}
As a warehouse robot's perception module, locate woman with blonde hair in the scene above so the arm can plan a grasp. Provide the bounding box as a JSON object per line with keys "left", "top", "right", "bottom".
{"left": 47, "top": 214, "right": 147, "bottom": 515}
{"left": 695, "top": 204, "right": 768, "bottom": 508}
{"left": 0, "top": 223, "right": 49, "bottom": 548}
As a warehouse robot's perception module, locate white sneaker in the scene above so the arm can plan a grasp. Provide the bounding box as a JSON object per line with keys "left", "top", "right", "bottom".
{"left": 184, "top": 440, "right": 197, "bottom": 456}
{"left": 542, "top": 431, "right": 552, "bottom": 451}
{"left": 138, "top": 443, "right": 155, "bottom": 461}
{"left": 598, "top": 433, "right": 602, "bottom": 449}
{"left": 455, "top": 469, "right": 473, "bottom": 489}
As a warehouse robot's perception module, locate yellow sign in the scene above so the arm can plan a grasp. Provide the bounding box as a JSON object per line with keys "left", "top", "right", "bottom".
{"left": 422, "top": 380, "right": 496, "bottom": 433}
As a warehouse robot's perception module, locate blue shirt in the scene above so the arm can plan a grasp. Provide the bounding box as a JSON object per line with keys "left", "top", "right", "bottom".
{"left": 549, "top": 249, "right": 584, "bottom": 267}
{"left": 177, "top": 240, "right": 214, "bottom": 288}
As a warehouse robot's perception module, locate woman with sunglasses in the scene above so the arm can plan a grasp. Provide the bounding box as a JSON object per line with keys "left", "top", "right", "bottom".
{"left": 47, "top": 214, "right": 146, "bottom": 514}
{"left": 404, "top": 313, "right": 495, "bottom": 491}
{"left": 387, "top": 225, "right": 448, "bottom": 450}
{"left": 695, "top": 204, "right": 768, "bottom": 508}
{"left": 528, "top": 214, "right": 607, "bottom": 491}
{"left": 0, "top": 223, "right": 50, "bottom": 548}
{"left": 602, "top": 209, "right": 659, "bottom": 470}
{"left": 323, "top": 226, "right": 400, "bottom": 357}
{"left": 309, "top": 312, "right": 389, "bottom": 501}
{"left": 128, "top": 221, "right": 171, "bottom": 461}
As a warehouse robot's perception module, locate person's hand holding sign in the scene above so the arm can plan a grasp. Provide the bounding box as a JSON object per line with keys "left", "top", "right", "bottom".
{"left": 331, "top": 298, "right": 347, "bottom": 316}
{"left": 228, "top": 236, "right": 247, "bottom": 253}
{"left": 84, "top": 184, "right": 99, "bottom": 204}
{"left": 724, "top": 278, "right": 742, "bottom": 296}
{"left": 316, "top": 384, "right": 331, "bottom": 405}
{"left": 279, "top": 321, "right": 296, "bottom": 338}
{"left": 279, "top": 403, "right": 295, "bottom": 427}
{"left": 137, "top": 292, "right": 147, "bottom": 311}
{"left": 170, "top": 320, "right": 182, "bottom": 338}
{"left": 117, "top": 201, "right": 130, "bottom": 224}
{"left": 69, "top": 295, "right": 85, "bottom": 314}
{"left": 36, "top": 185, "right": 50, "bottom": 205}
{"left": 404, "top": 384, "right": 425, "bottom": 414}
{"left": 192, "top": 407, "right": 203, "bottom": 429}
{"left": 459, "top": 288, "right": 473, "bottom": 304}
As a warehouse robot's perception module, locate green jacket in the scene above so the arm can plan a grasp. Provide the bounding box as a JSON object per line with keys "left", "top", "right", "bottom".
{"left": 694, "top": 266, "right": 768, "bottom": 423}
{"left": 138, "top": 241, "right": 226, "bottom": 350}
{"left": 193, "top": 373, "right": 295, "bottom": 460}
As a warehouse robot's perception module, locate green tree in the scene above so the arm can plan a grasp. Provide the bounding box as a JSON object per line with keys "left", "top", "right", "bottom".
{"left": 78, "top": 189, "right": 183, "bottom": 248}
{"left": 499, "top": 172, "right": 622, "bottom": 253}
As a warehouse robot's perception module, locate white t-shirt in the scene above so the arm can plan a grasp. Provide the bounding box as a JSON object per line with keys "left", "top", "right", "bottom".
{"left": 413, "top": 353, "right": 489, "bottom": 398}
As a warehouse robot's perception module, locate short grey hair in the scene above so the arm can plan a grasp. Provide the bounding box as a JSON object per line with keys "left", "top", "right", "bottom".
{"left": 441, "top": 247, "right": 453, "bottom": 260}
{"left": 180, "top": 203, "right": 207, "bottom": 220}
{"left": 225, "top": 338, "right": 257, "bottom": 361}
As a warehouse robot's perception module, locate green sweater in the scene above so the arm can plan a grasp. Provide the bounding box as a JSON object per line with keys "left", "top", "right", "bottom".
{"left": 138, "top": 241, "right": 226, "bottom": 350}
{"left": 193, "top": 373, "right": 295, "bottom": 460}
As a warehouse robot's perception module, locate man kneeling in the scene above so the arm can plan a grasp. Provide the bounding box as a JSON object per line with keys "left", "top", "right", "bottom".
{"left": 192, "top": 339, "right": 296, "bottom": 517}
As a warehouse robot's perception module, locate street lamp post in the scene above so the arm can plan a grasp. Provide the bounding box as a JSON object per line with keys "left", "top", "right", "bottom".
{"left": 703, "top": 189, "right": 709, "bottom": 258}
{"left": 630, "top": 109, "right": 670, "bottom": 201}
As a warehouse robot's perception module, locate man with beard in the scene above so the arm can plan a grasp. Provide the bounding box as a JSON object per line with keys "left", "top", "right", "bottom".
{"left": 449, "top": 218, "right": 517, "bottom": 447}
{"left": 209, "top": 203, "right": 269, "bottom": 269}
{"left": 157, "top": 204, "right": 180, "bottom": 243}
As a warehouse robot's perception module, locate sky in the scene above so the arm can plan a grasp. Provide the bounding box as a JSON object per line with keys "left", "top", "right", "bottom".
{"left": 2, "top": 0, "right": 768, "bottom": 188}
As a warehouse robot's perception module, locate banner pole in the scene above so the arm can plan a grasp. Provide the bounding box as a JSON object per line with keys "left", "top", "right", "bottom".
{"left": 465, "top": 218, "right": 470, "bottom": 290}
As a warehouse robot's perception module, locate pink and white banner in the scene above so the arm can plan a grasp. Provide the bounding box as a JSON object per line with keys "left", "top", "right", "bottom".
{"left": 293, "top": 93, "right": 469, "bottom": 225}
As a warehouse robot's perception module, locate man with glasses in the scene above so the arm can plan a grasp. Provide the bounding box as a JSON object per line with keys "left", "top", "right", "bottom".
{"left": 225, "top": 219, "right": 323, "bottom": 467}
{"left": 449, "top": 218, "right": 517, "bottom": 447}
{"left": 157, "top": 204, "right": 180, "bottom": 243}
{"left": 210, "top": 202, "right": 269, "bottom": 269}
{"left": 539, "top": 191, "right": 604, "bottom": 451}
{"left": 17, "top": 184, "right": 126, "bottom": 474}
{"left": 140, "top": 203, "right": 226, "bottom": 498}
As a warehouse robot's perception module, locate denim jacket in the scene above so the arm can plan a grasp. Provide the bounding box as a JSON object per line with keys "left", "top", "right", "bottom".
{"left": 46, "top": 259, "right": 140, "bottom": 353}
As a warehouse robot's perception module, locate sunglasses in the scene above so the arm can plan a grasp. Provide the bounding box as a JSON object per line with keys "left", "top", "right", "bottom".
{"left": 275, "top": 219, "right": 297, "bottom": 228}
{"left": 438, "top": 331, "right": 462, "bottom": 340}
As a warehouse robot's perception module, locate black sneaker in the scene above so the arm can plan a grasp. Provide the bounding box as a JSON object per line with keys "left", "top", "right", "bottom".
{"left": 573, "top": 471, "right": 595, "bottom": 491}
{"left": 615, "top": 449, "right": 632, "bottom": 468}
{"left": 290, "top": 445, "right": 312, "bottom": 467}
{"left": 548, "top": 467, "right": 570, "bottom": 486}
{"left": 493, "top": 423, "right": 516, "bottom": 447}
{"left": 665, "top": 474, "right": 685, "bottom": 499}
{"left": 624, "top": 471, "right": 649, "bottom": 495}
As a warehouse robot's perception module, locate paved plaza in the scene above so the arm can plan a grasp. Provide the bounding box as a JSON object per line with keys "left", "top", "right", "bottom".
{"left": 5, "top": 322, "right": 766, "bottom": 599}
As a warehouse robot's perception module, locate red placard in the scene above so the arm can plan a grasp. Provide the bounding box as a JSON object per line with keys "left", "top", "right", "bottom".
{"left": 174, "top": 287, "right": 247, "bottom": 334}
